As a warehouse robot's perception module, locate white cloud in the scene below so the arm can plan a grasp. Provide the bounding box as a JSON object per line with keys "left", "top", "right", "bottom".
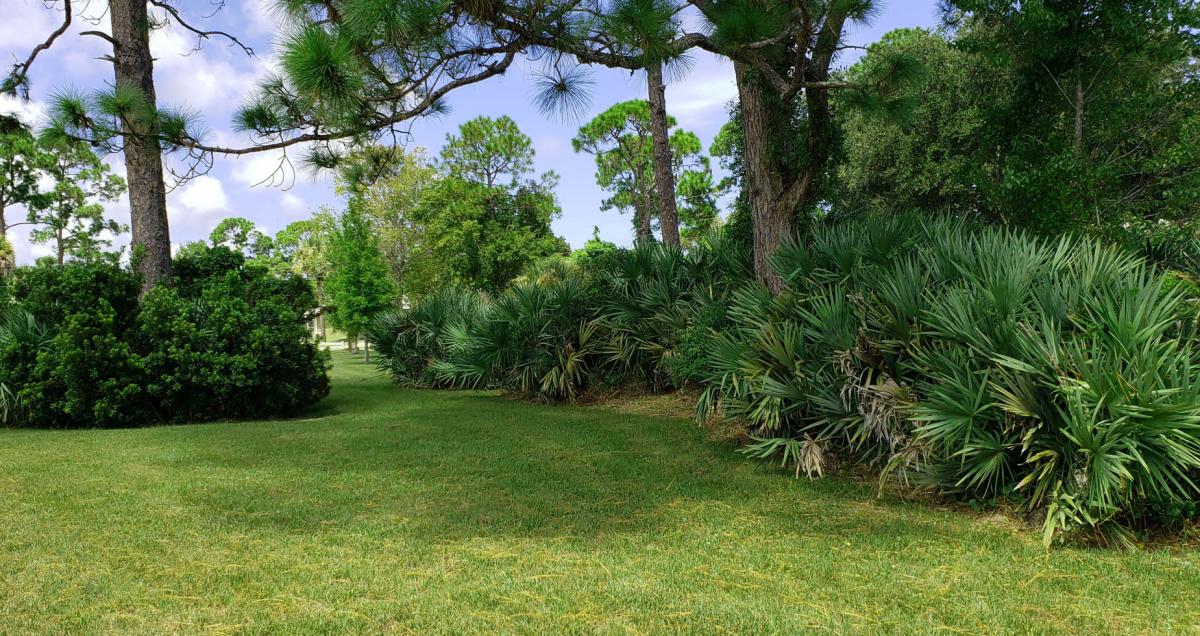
{"left": 666, "top": 64, "right": 738, "bottom": 120}
{"left": 149, "top": 29, "right": 262, "bottom": 114}
{"left": 233, "top": 150, "right": 295, "bottom": 188}
{"left": 0, "top": 94, "right": 47, "bottom": 127}
{"left": 243, "top": 0, "right": 289, "bottom": 36}
{"left": 174, "top": 175, "right": 229, "bottom": 215}
{"left": 281, "top": 192, "right": 305, "bottom": 212}
{"left": 0, "top": 0, "right": 61, "bottom": 50}
{"left": 229, "top": 140, "right": 330, "bottom": 190}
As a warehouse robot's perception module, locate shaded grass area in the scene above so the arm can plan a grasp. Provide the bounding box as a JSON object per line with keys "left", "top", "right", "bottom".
{"left": 1, "top": 352, "right": 1198, "bottom": 634}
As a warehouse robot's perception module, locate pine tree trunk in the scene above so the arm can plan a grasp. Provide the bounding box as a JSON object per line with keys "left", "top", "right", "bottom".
{"left": 111, "top": 0, "right": 172, "bottom": 291}
{"left": 1073, "top": 76, "right": 1084, "bottom": 155}
{"left": 0, "top": 204, "right": 11, "bottom": 277}
{"left": 646, "top": 62, "right": 680, "bottom": 247}
{"left": 636, "top": 198, "right": 654, "bottom": 244}
{"left": 629, "top": 158, "right": 654, "bottom": 244}
{"left": 735, "top": 61, "right": 839, "bottom": 294}
{"left": 735, "top": 63, "right": 790, "bottom": 293}
{"left": 364, "top": 341, "right": 370, "bottom": 364}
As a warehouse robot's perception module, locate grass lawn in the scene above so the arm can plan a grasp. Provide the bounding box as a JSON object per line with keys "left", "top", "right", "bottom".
{"left": 2, "top": 352, "right": 1198, "bottom": 634}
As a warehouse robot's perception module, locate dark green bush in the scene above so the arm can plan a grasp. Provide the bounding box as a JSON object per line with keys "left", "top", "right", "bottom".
{"left": 138, "top": 248, "right": 330, "bottom": 422}
{"left": 0, "top": 248, "right": 329, "bottom": 428}
{"left": 664, "top": 299, "right": 727, "bottom": 387}
{"left": 700, "top": 215, "right": 1200, "bottom": 545}
{"left": 364, "top": 287, "right": 487, "bottom": 386}
{"left": 1, "top": 262, "right": 147, "bottom": 427}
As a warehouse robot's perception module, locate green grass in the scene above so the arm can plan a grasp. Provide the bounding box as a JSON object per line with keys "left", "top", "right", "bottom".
{"left": 1, "top": 352, "right": 1198, "bottom": 634}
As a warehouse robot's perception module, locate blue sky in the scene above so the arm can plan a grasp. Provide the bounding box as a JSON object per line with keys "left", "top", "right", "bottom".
{"left": 1, "top": 0, "right": 941, "bottom": 264}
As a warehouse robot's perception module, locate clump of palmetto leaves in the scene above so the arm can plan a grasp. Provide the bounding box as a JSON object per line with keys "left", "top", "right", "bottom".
{"left": 0, "top": 305, "right": 50, "bottom": 425}
{"left": 364, "top": 287, "right": 488, "bottom": 387}
{"left": 429, "top": 258, "right": 602, "bottom": 402}
{"left": 700, "top": 214, "right": 1200, "bottom": 546}
{"left": 370, "top": 235, "right": 748, "bottom": 402}
{"left": 593, "top": 233, "right": 750, "bottom": 392}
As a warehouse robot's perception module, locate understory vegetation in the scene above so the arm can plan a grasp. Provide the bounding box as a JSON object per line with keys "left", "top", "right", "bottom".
{"left": 369, "top": 216, "right": 1200, "bottom": 546}
{"left": 0, "top": 247, "right": 329, "bottom": 427}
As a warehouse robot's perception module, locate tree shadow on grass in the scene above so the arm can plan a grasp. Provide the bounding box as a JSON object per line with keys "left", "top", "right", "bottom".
{"left": 158, "top": 388, "right": 999, "bottom": 551}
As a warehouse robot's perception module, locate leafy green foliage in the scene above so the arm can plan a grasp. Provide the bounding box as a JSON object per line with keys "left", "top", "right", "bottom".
{"left": 835, "top": 28, "right": 1001, "bottom": 216}
{"left": 700, "top": 215, "right": 1200, "bottom": 545}
{"left": 353, "top": 148, "right": 440, "bottom": 297}
{"left": 25, "top": 139, "right": 127, "bottom": 265}
{"left": 0, "top": 250, "right": 329, "bottom": 428}
{"left": 326, "top": 201, "right": 396, "bottom": 342}
{"left": 440, "top": 115, "right": 534, "bottom": 189}
{"left": 573, "top": 100, "right": 715, "bottom": 241}
{"left": 835, "top": 6, "right": 1200, "bottom": 239}
{"left": 209, "top": 216, "right": 277, "bottom": 261}
{"left": 415, "top": 175, "right": 570, "bottom": 295}
{"left": 139, "top": 247, "right": 330, "bottom": 422}
{"left": 0, "top": 121, "right": 52, "bottom": 239}
{"left": 412, "top": 117, "right": 568, "bottom": 295}
{"left": 364, "top": 287, "right": 487, "bottom": 386}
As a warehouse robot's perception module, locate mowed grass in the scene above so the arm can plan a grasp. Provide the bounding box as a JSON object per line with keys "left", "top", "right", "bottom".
{"left": 2, "top": 352, "right": 1198, "bottom": 634}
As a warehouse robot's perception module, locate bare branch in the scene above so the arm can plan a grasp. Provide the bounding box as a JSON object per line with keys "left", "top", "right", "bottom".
{"left": 6, "top": 0, "right": 73, "bottom": 97}
{"left": 148, "top": 0, "right": 254, "bottom": 57}
{"left": 80, "top": 30, "right": 119, "bottom": 48}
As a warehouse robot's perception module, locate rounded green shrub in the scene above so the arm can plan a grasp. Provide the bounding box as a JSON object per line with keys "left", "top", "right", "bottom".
{"left": 139, "top": 247, "right": 330, "bottom": 422}
{"left": 0, "top": 247, "right": 329, "bottom": 428}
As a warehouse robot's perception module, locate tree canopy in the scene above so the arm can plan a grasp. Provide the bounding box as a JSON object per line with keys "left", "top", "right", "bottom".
{"left": 573, "top": 100, "right": 715, "bottom": 244}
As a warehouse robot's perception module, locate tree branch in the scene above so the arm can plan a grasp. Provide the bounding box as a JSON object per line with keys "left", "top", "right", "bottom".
{"left": 80, "top": 30, "right": 119, "bottom": 48}
{"left": 6, "top": 0, "right": 73, "bottom": 97}
{"left": 175, "top": 50, "right": 521, "bottom": 156}
{"left": 148, "top": 0, "right": 254, "bottom": 57}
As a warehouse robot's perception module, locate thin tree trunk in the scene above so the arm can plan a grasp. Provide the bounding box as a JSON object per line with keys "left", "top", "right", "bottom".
{"left": 636, "top": 196, "right": 654, "bottom": 244}
{"left": 1073, "top": 76, "right": 1084, "bottom": 155}
{"left": 111, "top": 0, "right": 172, "bottom": 291}
{"left": 364, "top": 341, "right": 369, "bottom": 364}
{"left": 735, "top": 63, "right": 790, "bottom": 293}
{"left": 646, "top": 62, "right": 680, "bottom": 247}
{"left": 316, "top": 279, "right": 328, "bottom": 340}
{"left": 0, "top": 204, "right": 10, "bottom": 277}
{"left": 0, "top": 206, "right": 11, "bottom": 278}
{"left": 56, "top": 228, "right": 64, "bottom": 265}
{"left": 629, "top": 162, "right": 654, "bottom": 244}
